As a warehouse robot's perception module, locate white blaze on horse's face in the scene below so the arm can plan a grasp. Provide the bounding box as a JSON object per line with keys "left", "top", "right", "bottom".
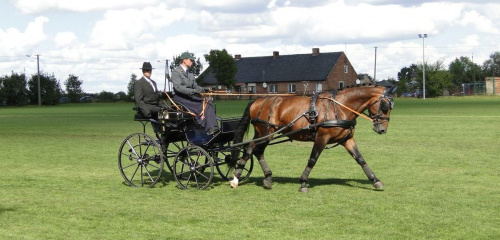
{"left": 368, "top": 97, "right": 393, "bottom": 134}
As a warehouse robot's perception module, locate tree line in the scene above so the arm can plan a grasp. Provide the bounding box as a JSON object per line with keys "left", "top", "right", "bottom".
{"left": 389, "top": 51, "right": 500, "bottom": 97}
{"left": 0, "top": 50, "right": 234, "bottom": 106}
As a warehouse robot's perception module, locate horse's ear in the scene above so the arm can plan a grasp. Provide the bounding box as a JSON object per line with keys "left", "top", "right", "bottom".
{"left": 384, "top": 86, "right": 397, "bottom": 96}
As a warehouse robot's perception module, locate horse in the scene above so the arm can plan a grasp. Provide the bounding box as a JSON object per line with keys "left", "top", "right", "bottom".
{"left": 230, "top": 84, "right": 396, "bottom": 192}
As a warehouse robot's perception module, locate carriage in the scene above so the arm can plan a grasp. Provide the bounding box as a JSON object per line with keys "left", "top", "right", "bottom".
{"left": 118, "top": 100, "right": 254, "bottom": 190}
{"left": 118, "top": 85, "right": 397, "bottom": 192}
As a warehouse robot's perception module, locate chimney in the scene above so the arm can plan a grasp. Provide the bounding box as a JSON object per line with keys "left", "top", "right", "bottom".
{"left": 312, "top": 48, "right": 320, "bottom": 56}
{"left": 272, "top": 51, "right": 279, "bottom": 59}
{"left": 234, "top": 54, "right": 241, "bottom": 60}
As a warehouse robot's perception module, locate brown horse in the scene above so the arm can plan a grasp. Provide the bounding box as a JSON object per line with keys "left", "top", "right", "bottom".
{"left": 230, "top": 85, "right": 396, "bottom": 192}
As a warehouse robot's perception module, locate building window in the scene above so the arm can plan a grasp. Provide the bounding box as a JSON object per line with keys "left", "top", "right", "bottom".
{"left": 248, "top": 86, "right": 256, "bottom": 93}
{"left": 247, "top": 83, "right": 256, "bottom": 93}
{"left": 344, "top": 65, "right": 348, "bottom": 73}
{"left": 288, "top": 84, "right": 296, "bottom": 93}
{"left": 339, "top": 81, "right": 344, "bottom": 89}
{"left": 269, "top": 84, "right": 278, "bottom": 93}
{"left": 316, "top": 83, "right": 322, "bottom": 93}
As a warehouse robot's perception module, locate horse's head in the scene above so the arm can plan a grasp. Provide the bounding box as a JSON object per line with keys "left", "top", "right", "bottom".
{"left": 366, "top": 86, "right": 396, "bottom": 134}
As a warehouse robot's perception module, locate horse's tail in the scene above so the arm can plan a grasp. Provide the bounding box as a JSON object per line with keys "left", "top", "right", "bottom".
{"left": 233, "top": 100, "right": 255, "bottom": 144}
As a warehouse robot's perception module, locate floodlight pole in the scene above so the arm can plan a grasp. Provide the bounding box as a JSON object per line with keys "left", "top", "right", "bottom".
{"left": 26, "top": 54, "right": 41, "bottom": 106}
{"left": 374, "top": 46, "right": 377, "bottom": 82}
{"left": 419, "top": 34, "right": 427, "bottom": 99}
{"left": 36, "top": 54, "right": 41, "bottom": 106}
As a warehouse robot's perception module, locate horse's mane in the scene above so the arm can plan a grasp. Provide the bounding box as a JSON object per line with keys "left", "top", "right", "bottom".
{"left": 337, "top": 83, "right": 380, "bottom": 91}
{"left": 329, "top": 83, "right": 384, "bottom": 99}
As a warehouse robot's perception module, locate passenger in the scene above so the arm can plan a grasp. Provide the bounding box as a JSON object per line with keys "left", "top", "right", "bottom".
{"left": 171, "top": 52, "right": 219, "bottom": 135}
{"left": 134, "top": 62, "right": 167, "bottom": 133}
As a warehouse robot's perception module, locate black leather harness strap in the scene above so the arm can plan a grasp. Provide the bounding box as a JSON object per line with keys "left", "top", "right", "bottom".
{"left": 308, "top": 92, "right": 320, "bottom": 123}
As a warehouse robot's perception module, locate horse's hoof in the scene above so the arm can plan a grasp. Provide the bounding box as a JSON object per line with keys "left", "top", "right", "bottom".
{"left": 229, "top": 178, "right": 239, "bottom": 188}
{"left": 263, "top": 179, "right": 272, "bottom": 189}
{"left": 299, "top": 187, "right": 309, "bottom": 193}
{"left": 373, "top": 181, "right": 384, "bottom": 190}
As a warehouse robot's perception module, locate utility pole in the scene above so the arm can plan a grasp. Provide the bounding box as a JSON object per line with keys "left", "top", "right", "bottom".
{"left": 374, "top": 47, "right": 377, "bottom": 82}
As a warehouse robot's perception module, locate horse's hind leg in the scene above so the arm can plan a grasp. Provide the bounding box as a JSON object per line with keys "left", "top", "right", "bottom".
{"left": 343, "top": 138, "right": 384, "bottom": 189}
{"left": 253, "top": 142, "right": 272, "bottom": 189}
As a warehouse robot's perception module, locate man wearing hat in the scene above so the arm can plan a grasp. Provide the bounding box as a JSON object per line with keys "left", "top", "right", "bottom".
{"left": 171, "top": 52, "right": 219, "bottom": 135}
{"left": 134, "top": 62, "right": 166, "bottom": 132}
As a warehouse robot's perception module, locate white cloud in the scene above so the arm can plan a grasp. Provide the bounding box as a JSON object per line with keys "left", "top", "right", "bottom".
{"left": 12, "top": 0, "right": 162, "bottom": 13}
{"left": 54, "top": 32, "right": 78, "bottom": 48}
{"left": 89, "top": 4, "right": 186, "bottom": 50}
{"left": 0, "top": 16, "right": 48, "bottom": 55}
{"left": 460, "top": 10, "right": 499, "bottom": 34}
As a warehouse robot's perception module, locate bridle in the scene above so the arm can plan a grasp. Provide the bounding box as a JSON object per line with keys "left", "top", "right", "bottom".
{"left": 364, "top": 95, "right": 394, "bottom": 125}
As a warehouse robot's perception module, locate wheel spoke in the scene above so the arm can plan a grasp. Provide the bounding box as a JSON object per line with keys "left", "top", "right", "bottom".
{"left": 121, "top": 162, "right": 138, "bottom": 170}
{"left": 130, "top": 164, "right": 140, "bottom": 182}
{"left": 143, "top": 165, "right": 155, "bottom": 182}
{"left": 126, "top": 140, "right": 140, "bottom": 157}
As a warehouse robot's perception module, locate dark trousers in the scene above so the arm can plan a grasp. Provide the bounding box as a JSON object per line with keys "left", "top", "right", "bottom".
{"left": 173, "top": 94, "right": 217, "bottom": 132}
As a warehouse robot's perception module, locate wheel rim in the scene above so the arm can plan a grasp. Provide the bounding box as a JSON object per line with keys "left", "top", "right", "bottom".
{"left": 118, "top": 133, "right": 164, "bottom": 187}
{"left": 173, "top": 146, "right": 213, "bottom": 190}
{"left": 214, "top": 149, "right": 253, "bottom": 181}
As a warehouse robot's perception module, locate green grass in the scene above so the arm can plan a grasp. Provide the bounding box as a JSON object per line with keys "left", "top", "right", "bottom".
{"left": 0, "top": 97, "right": 499, "bottom": 239}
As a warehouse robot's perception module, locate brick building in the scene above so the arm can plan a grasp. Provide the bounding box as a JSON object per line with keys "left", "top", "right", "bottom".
{"left": 485, "top": 77, "right": 500, "bottom": 95}
{"left": 199, "top": 48, "right": 358, "bottom": 96}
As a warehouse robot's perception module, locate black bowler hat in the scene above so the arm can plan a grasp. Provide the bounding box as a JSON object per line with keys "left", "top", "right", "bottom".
{"left": 140, "top": 62, "right": 154, "bottom": 70}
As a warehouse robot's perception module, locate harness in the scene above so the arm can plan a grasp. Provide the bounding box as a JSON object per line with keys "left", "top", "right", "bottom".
{"left": 249, "top": 90, "right": 356, "bottom": 147}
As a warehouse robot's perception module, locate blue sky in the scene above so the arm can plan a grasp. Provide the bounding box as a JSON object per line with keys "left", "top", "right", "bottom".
{"left": 1, "top": 0, "right": 499, "bottom": 93}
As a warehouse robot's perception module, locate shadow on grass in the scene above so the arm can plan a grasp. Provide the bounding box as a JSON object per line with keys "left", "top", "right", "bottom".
{"left": 209, "top": 176, "right": 380, "bottom": 191}
{"left": 0, "top": 206, "right": 15, "bottom": 214}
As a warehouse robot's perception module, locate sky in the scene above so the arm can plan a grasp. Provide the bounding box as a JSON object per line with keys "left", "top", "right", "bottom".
{"left": 1, "top": 0, "right": 499, "bottom": 93}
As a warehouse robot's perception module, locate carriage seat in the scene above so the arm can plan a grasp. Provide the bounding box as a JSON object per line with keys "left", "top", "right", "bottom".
{"left": 132, "top": 106, "right": 150, "bottom": 122}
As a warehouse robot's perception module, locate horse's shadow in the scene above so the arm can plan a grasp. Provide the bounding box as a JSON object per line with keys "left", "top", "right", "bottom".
{"left": 212, "top": 176, "right": 378, "bottom": 191}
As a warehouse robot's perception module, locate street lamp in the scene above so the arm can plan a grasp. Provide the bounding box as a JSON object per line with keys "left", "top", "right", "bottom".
{"left": 418, "top": 34, "right": 427, "bottom": 99}
{"left": 26, "top": 54, "right": 41, "bottom": 106}
{"left": 157, "top": 59, "right": 171, "bottom": 92}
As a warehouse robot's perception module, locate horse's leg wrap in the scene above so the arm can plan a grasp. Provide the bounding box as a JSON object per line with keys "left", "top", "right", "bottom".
{"left": 361, "top": 164, "right": 376, "bottom": 181}
{"left": 233, "top": 158, "right": 247, "bottom": 179}
{"left": 258, "top": 158, "right": 273, "bottom": 188}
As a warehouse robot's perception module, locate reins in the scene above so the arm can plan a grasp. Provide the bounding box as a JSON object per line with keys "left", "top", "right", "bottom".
{"left": 319, "top": 97, "right": 374, "bottom": 123}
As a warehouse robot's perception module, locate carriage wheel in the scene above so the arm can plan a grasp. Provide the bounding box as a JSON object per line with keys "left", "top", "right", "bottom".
{"left": 118, "top": 133, "right": 164, "bottom": 187}
{"left": 173, "top": 146, "right": 214, "bottom": 190}
{"left": 163, "top": 140, "right": 189, "bottom": 173}
{"left": 214, "top": 148, "right": 254, "bottom": 182}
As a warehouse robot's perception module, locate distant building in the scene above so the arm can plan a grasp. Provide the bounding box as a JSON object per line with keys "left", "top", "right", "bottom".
{"left": 199, "top": 48, "right": 358, "bottom": 95}
{"left": 485, "top": 77, "right": 500, "bottom": 95}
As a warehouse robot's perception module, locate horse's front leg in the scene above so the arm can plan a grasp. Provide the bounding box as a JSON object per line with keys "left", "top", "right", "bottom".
{"left": 299, "top": 139, "right": 327, "bottom": 193}
{"left": 343, "top": 138, "right": 384, "bottom": 189}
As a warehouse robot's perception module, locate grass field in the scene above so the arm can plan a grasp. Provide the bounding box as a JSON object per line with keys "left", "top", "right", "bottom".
{"left": 0, "top": 97, "right": 499, "bottom": 239}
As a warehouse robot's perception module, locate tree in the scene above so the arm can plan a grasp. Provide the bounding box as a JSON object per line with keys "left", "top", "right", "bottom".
{"left": 0, "top": 72, "right": 29, "bottom": 106}
{"left": 169, "top": 53, "right": 203, "bottom": 77}
{"left": 27, "top": 72, "right": 63, "bottom": 105}
{"left": 127, "top": 73, "right": 137, "bottom": 101}
{"left": 449, "top": 57, "right": 483, "bottom": 86}
{"left": 482, "top": 51, "right": 500, "bottom": 77}
{"left": 116, "top": 91, "right": 128, "bottom": 101}
{"left": 64, "top": 74, "right": 83, "bottom": 103}
{"left": 415, "top": 60, "right": 452, "bottom": 97}
{"left": 396, "top": 64, "right": 418, "bottom": 95}
{"left": 96, "top": 91, "right": 115, "bottom": 102}
{"left": 203, "top": 49, "right": 237, "bottom": 88}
